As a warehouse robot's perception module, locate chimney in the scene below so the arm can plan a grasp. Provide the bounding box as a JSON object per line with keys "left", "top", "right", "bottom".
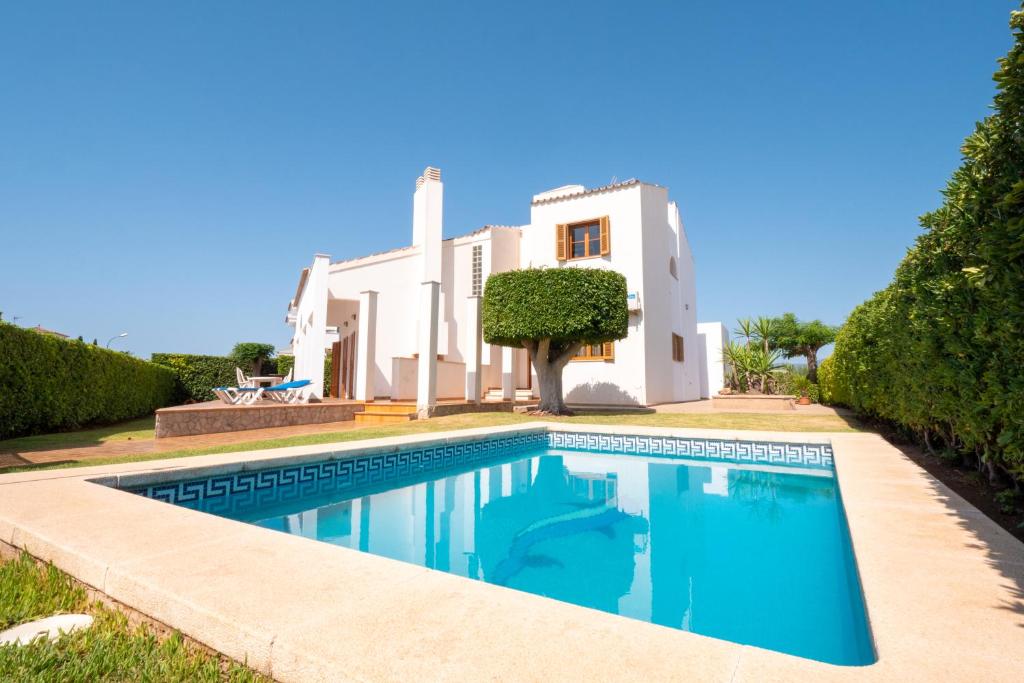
{"left": 412, "top": 166, "right": 443, "bottom": 283}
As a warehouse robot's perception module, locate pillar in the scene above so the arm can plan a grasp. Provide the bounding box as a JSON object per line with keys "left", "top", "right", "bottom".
{"left": 417, "top": 281, "right": 440, "bottom": 416}
{"left": 464, "top": 296, "right": 482, "bottom": 403}
{"left": 501, "top": 346, "right": 516, "bottom": 400}
{"left": 355, "top": 290, "right": 378, "bottom": 401}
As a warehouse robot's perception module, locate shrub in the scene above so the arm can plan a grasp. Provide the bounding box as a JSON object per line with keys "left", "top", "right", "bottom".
{"left": 826, "top": 10, "right": 1024, "bottom": 485}
{"left": 150, "top": 353, "right": 237, "bottom": 403}
{"left": 0, "top": 323, "right": 175, "bottom": 439}
{"left": 229, "top": 342, "right": 276, "bottom": 374}
{"left": 816, "top": 356, "right": 846, "bottom": 406}
{"left": 276, "top": 354, "right": 294, "bottom": 378}
{"left": 777, "top": 370, "right": 820, "bottom": 403}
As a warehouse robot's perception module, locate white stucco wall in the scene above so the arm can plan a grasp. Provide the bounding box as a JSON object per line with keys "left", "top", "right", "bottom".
{"left": 290, "top": 254, "right": 330, "bottom": 398}
{"left": 325, "top": 250, "right": 421, "bottom": 398}
{"left": 697, "top": 322, "right": 729, "bottom": 398}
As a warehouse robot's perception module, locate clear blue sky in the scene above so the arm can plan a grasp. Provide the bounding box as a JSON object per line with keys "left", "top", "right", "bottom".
{"left": 1, "top": 2, "right": 1016, "bottom": 358}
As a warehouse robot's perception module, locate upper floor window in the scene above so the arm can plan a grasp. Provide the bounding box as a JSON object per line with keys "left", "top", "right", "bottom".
{"left": 556, "top": 217, "right": 610, "bottom": 261}
{"left": 471, "top": 244, "right": 482, "bottom": 296}
{"left": 669, "top": 256, "right": 678, "bottom": 279}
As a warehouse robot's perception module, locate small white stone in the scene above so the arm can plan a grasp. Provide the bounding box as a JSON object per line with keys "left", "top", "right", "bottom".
{"left": 0, "top": 614, "right": 94, "bottom": 646}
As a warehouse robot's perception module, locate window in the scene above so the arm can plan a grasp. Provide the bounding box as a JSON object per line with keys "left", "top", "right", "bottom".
{"left": 672, "top": 333, "right": 685, "bottom": 362}
{"left": 669, "top": 256, "right": 678, "bottom": 279}
{"left": 556, "top": 217, "right": 610, "bottom": 261}
{"left": 471, "top": 244, "right": 482, "bottom": 296}
{"left": 574, "top": 342, "right": 615, "bottom": 361}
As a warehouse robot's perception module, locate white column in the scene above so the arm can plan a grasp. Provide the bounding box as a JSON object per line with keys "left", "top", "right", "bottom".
{"left": 501, "top": 346, "right": 516, "bottom": 400}
{"left": 464, "top": 296, "right": 482, "bottom": 403}
{"left": 417, "top": 281, "right": 440, "bottom": 415}
{"left": 355, "top": 290, "right": 378, "bottom": 402}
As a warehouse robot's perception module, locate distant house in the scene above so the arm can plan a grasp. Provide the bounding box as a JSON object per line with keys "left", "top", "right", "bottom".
{"left": 287, "top": 167, "right": 727, "bottom": 409}
{"left": 31, "top": 325, "right": 68, "bottom": 339}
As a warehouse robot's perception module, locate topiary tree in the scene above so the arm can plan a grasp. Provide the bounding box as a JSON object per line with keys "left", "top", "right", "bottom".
{"left": 229, "top": 342, "right": 276, "bottom": 375}
{"left": 482, "top": 268, "right": 628, "bottom": 415}
{"left": 768, "top": 313, "right": 837, "bottom": 382}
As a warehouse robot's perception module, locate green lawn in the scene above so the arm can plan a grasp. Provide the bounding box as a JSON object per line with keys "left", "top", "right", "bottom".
{"left": 0, "top": 551, "right": 265, "bottom": 682}
{"left": 0, "top": 417, "right": 155, "bottom": 453}
{"left": 0, "top": 410, "right": 861, "bottom": 475}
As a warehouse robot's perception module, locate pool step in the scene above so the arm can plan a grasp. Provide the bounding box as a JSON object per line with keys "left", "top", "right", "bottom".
{"left": 355, "top": 403, "right": 417, "bottom": 424}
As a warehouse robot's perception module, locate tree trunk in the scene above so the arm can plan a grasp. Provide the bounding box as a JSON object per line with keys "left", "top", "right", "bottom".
{"left": 805, "top": 349, "right": 819, "bottom": 383}
{"left": 524, "top": 339, "right": 581, "bottom": 415}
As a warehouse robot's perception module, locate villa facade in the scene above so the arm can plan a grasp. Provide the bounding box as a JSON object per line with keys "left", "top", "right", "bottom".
{"left": 287, "top": 168, "right": 726, "bottom": 410}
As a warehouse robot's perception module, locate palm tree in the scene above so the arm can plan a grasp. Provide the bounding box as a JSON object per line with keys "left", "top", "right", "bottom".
{"left": 751, "top": 316, "right": 777, "bottom": 354}
{"left": 733, "top": 318, "right": 754, "bottom": 349}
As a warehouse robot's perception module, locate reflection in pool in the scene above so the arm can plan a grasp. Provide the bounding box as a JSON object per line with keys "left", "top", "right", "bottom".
{"left": 205, "top": 448, "right": 872, "bottom": 665}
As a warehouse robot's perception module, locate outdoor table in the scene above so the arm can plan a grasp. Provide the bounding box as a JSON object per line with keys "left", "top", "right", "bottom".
{"left": 249, "top": 376, "right": 283, "bottom": 387}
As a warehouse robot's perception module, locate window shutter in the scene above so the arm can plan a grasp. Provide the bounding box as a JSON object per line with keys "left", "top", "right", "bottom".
{"left": 556, "top": 224, "right": 568, "bottom": 261}
{"left": 602, "top": 341, "right": 614, "bottom": 359}
{"left": 599, "top": 216, "right": 610, "bottom": 255}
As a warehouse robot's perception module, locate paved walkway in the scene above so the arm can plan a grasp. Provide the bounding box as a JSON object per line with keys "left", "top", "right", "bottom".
{"left": 653, "top": 399, "right": 850, "bottom": 417}
{"left": 0, "top": 420, "right": 366, "bottom": 470}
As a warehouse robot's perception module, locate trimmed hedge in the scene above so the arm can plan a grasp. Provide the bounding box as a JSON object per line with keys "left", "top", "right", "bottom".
{"left": 150, "top": 353, "right": 237, "bottom": 404}
{"left": 825, "top": 10, "right": 1024, "bottom": 484}
{"left": 0, "top": 323, "right": 176, "bottom": 440}
{"left": 482, "top": 268, "right": 629, "bottom": 346}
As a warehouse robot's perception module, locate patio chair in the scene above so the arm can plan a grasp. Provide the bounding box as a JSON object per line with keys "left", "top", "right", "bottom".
{"left": 213, "top": 386, "right": 264, "bottom": 405}
{"left": 236, "top": 367, "right": 256, "bottom": 388}
{"left": 263, "top": 379, "right": 313, "bottom": 404}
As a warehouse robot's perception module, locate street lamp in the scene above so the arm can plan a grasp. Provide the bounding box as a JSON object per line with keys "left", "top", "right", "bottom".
{"left": 106, "top": 332, "right": 128, "bottom": 348}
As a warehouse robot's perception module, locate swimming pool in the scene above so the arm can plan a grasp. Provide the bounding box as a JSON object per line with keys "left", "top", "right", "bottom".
{"left": 127, "top": 430, "right": 874, "bottom": 666}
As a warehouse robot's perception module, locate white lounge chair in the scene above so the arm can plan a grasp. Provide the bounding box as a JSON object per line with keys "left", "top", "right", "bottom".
{"left": 263, "top": 379, "right": 312, "bottom": 404}
{"left": 236, "top": 367, "right": 256, "bottom": 388}
{"left": 213, "top": 386, "right": 264, "bottom": 405}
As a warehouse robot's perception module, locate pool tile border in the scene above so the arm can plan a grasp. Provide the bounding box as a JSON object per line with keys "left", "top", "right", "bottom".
{"left": 122, "top": 430, "right": 834, "bottom": 508}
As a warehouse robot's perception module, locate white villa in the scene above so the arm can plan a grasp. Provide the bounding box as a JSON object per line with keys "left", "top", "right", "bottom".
{"left": 286, "top": 168, "right": 727, "bottom": 412}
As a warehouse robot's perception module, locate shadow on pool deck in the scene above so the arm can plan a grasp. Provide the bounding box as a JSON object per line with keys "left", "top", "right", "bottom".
{"left": 894, "top": 442, "right": 1024, "bottom": 628}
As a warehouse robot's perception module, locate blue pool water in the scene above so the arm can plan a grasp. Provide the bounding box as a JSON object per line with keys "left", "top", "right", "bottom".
{"left": 134, "top": 437, "right": 874, "bottom": 665}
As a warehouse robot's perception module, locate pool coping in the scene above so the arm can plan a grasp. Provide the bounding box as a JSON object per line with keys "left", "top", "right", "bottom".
{"left": 1, "top": 424, "right": 1022, "bottom": 681}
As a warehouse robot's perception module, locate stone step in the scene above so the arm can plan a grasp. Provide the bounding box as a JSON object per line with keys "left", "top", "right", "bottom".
{"left": 362, "top": 402, "right": 418, "bottom": 415}
{"left": 354, "top": 411, "right": 415, "bottom": 424}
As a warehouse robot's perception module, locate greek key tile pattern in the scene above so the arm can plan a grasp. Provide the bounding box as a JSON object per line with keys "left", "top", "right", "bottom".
{"left": 128, "top": 430, "right": 834, "bottom": 513}
{"left": 128, "top": 431, "right": 548, "bottom": 508}
{"left": 547, "top": 431, "right": 833, "bottom": 470}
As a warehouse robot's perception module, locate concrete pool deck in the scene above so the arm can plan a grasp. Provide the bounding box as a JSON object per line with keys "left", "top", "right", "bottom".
{"left": 1, "top": 424, "right": 1021, "bottom": 681}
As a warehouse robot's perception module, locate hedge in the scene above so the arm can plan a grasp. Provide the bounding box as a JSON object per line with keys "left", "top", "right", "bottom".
{"left": 150, "top": 353, "right": 237, "bottom": 404}
{"left": 824, "top": 10, "right": 1024, "bottom": 484}
{"left": 0, "top": 323, "right": 176, "bottom": 440}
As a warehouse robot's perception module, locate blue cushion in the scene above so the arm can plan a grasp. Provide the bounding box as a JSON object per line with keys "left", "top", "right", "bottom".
{"left": 265, "top": 379, "right": 312, "bottom": 391}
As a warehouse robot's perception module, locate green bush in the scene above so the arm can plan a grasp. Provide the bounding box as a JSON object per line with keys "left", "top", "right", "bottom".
{"left": 826, "top": 10, "right": 1024, "bottom": 484}
{"left": 816, "top": 356, "right": 845, "bottom": 406}
{"left": 0, "top": 323, "right": 176, "bottom": 439}
{"left": 150, "top": 353, "right": 237, "bottom": 403}
{"left": 229, "top": 342, "right": 276, "bottom": 374}
{"left": 776, "top": 371, "right": 820, "bottom": 403}
{"left": 276, "top": 354, "right": 294, "bottom": 378}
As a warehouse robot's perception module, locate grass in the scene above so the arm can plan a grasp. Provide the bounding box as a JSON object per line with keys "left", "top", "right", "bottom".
{"left": 0, "top": 410, "right": 861, "bottom": 475}
{"left": 0, "top": 551, "right": 265, "bottom": 682}
{"left": 0, "top": 418, "right": 155, "bottom": 453}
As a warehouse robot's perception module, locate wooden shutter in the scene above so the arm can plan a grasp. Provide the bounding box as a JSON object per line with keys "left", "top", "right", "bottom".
{"left": 602, "top": 342, "right": 614, "bottom": 359}
{"left": 556, "top": 224, "right": 568, "bottom": 261}
{"left": 599, "top": 216, "right": 610, "bottom": 255}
